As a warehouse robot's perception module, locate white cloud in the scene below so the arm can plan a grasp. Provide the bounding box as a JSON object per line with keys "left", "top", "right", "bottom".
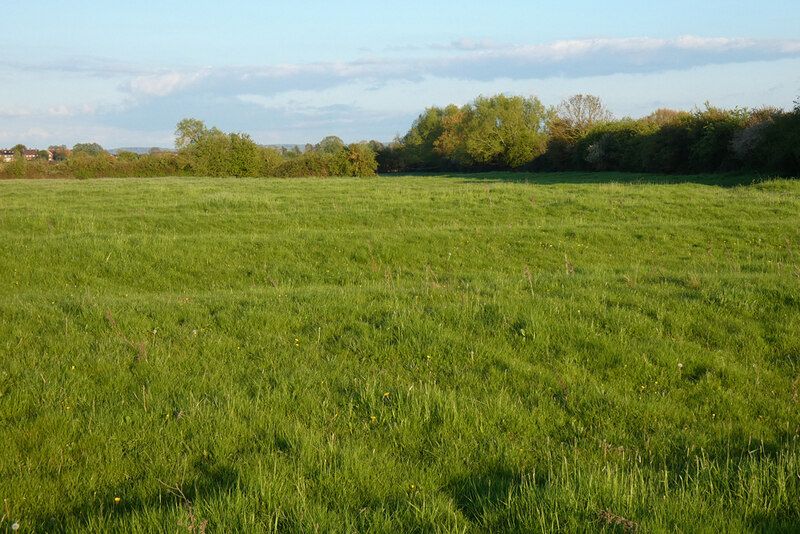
{"left": 0, "top": 107, "right": 30, "bottom": 117}
{"left": 125, "top": 69, "right": 210, "bottom": 97}
{"left": 137, "top": 36, "right": 800, "bottom": 100}
{"left": 431, "top": 39, "right": 499, "bottom": 51}
{"left": 47, "top": 103, "right": 99, "bottom": 117}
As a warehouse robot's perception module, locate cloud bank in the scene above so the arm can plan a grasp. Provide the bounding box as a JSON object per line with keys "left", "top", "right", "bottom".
{"left": 114, "top": 36, "right": 800, "bottom": 100}
{"left": 2, "top": 36, "right": 799, "bottom": 146}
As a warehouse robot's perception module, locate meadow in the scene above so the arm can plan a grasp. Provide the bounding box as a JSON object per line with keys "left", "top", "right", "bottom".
{"left": 1, "top": 172, "right": 799, "bottom": 533}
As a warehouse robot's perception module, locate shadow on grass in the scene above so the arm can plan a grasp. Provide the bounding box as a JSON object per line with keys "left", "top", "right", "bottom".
{"left": 29, "top": 459, "right": 239, "bottom": 532}
{"left": 745, "top": 512, "right": 800, "bottom": 534}
{"left": 383, "top": 171, "right": 785, "bottom": 187}
{"left": 446, "top": 462, "right": 566, "bottom": 531}
{"left": 447, "top": 464, "right": 519, "bottom": 526}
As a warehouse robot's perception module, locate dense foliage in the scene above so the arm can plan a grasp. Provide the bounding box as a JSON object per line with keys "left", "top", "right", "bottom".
{"left": 0, "top": 121, "right": 379, "bottom": 179}
{"left": 380, "top": 96, "right": 800, "bottom": 176}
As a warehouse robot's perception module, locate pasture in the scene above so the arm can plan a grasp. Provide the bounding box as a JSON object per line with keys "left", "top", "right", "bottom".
{"left": 1, "top": 173, "right": 799, "bottom": 532}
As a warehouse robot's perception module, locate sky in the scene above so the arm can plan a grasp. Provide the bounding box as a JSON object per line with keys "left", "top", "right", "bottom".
{"left": 2, "top": 0, "right": 799, "bottom": 149}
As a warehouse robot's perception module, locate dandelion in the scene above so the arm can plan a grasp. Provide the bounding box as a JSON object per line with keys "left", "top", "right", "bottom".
{"left": 12, "top": 523, "right": 20, "bottom": 531}
{"left": 383, "top": 392, "right": 390, "bottom": 398}
{"left": 114, "top": 497, "right": 121, "bottom": 503}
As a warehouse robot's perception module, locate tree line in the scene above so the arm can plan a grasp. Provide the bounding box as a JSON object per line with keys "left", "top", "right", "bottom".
{"left": 377, "top": 93, "right": 800, "bottom": 176}
{"left": 0, "top": 120, "right": 379, "bottom": 179}
{"left": 2, "top": 93, "right": 798, "bottom": 179}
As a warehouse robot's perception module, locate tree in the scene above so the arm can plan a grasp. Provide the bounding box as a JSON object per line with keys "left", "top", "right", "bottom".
{"left": 181, "top": 124, "right": 267, "bottom": 177}
{"left": 48, "top": 145, "right": 69, "bottom": 161}
{"left": 117, "top": 151, "right": 139, "bottom": 162}
{"left": 174, "top": 118, "right": 208, "bottom": 151}
{"left": 72, "top": 143, "right": 106, "bottom": 157}
{"left": 315, "top": 135, "right": 345, "bottom": 154}
{"left": 401, "top": 106, "right": 449, "bottom": 170}
{"left": 557, "top": 94, "right": 612, "bottom": 134}
{"left": 333, "top": 143, "right": 378, "bottom": 176}
{"left": 6, "top": 145, "right": 26, "bottom": 177}
{"left": 643, "top": 108, "right": 686, "bottom": 126}
{"left": 434, "top": 105, "right": 469, "bottom": 166}
{"left": 435, "top": 95, "right": 550, "bottom": 169}
{"left": 259, "top": 146, "right": 284, "bottom": 176}
{"left": 227, "top": 132, "right": 260, "bottom": 177}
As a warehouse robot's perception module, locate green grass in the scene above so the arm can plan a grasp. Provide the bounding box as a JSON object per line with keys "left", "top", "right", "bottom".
{"left": 1, "top": 172, "right": 799, "bottom": 533}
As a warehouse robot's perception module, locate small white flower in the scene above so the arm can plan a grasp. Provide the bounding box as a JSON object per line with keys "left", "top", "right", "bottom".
{"left": 12, "top": 523, "right": 20, "bottom": 531}
{"left": 678, "top": 363, "right": 683, "bottom": 369}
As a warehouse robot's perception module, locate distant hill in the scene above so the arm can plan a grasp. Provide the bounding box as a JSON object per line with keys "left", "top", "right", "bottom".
{"left": 110, "top": 145, "right": 305, "bottom": 155}
{"left": 264, "top": 144, "right": 306, "bottom": 152}
{"left": 109, "top": 147, "right": 173, "bottom": 155}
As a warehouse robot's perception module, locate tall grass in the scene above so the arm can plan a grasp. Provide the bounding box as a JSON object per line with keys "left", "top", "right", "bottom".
{"left": 1, "top": 173, "right": 799, "bottom": 532}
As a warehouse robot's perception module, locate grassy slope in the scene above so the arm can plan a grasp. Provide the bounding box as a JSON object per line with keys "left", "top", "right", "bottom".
{"left": 1, "top": 173, "right": 799, "bottom": 533}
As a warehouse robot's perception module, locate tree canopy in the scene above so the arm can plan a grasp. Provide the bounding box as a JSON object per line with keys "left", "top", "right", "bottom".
{"left": 72, "top": 142, "right": 106, "bottom": 157}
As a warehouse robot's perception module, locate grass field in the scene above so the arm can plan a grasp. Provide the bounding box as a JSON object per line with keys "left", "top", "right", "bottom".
{"left": 1, "top": 172, "right": 799, "bottom": 532}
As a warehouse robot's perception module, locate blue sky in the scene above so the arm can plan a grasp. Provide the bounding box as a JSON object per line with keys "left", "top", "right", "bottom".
{"left": 2, "top": 1, "right": 799, "bottom": 148}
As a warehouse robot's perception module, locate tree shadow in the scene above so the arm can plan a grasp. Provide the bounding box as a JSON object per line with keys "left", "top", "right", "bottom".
{"left": 446, "top": 462, "right": 543, "bottom": 530}
{"left": 745, "top": 512, "right": 800, "bottom": 533}
{"left": 385, "top": 171, "right": 773, "bottom": 187}
{"left": 27, "top": 459, "right": 239, "bottom": 532}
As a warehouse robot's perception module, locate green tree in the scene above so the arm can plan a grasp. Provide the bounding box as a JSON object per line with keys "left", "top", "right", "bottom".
{"left": 401, "top": 106, "right": 450, "bottom": 170}
{"left": 7, "top": 146, "right": 26, "bottom": 177}
{"left": 227, "top": 132, "right": 261, "bottom": 177}
{"left": 184, "top": 125, "right": 266, "bottom": 177}
{"left": 117, "top": 151, "right": 139, "bottom": 162}
{"left": 72, "top": 143, "right": 106, "bottom": 157}
{"left": 48, "top": 145, "right": 69, "bottom": 161}
{"left": 258, "top": 147, "right": 282, "bottom": 176}
{"left": 315, "top": 135, "right": 345, "bottom": 155}
{"left": 333, "top": 143, "right": 378, "bottom": 176}
{"left": 175, "top": 118, "right": 208, "bottom": 151}
{"left": 436, "top": 95, "right": 549, "bottom": 169}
